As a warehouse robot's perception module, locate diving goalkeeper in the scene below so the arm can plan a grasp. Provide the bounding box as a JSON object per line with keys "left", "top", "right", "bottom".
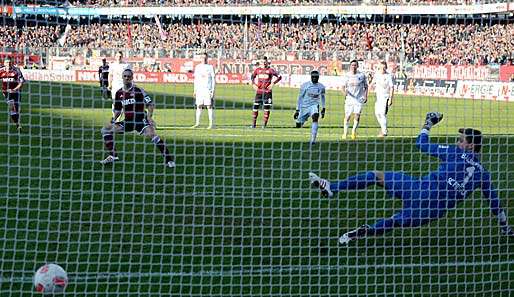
{"left": 309, "top": 112, "right": 514, "bottom": 245}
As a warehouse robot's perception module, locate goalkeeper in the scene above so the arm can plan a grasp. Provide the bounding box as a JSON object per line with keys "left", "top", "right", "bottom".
{"left": 309, "top": 112, "right": 514, "bottom": 245}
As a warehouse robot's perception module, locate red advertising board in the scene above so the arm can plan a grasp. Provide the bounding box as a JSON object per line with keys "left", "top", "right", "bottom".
{"left": 75, "top": 70, "right": 247, "bottom": 84}
{"left": 500, "top": 65, "right": 514, "bottom": 82}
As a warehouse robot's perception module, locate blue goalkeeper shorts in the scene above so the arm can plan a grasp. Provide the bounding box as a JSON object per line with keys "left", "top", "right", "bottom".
{"left": 383, "top": 172, "right": 445, "bottom": 227}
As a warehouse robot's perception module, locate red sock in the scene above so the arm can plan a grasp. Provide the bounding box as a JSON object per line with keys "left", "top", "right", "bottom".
{"left": 252, "top": 111, "right": 258, "bottom": 127}
{"left": 263, "top": 110, "right": 270, "bottom": 126}
{"left": 103, "top": 134, "right": 116, "bottom": 157}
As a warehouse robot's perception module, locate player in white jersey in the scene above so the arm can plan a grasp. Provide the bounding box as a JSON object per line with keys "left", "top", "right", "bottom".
{"left": 108, "top": 51, "right": 132, "bottom": 101}
{"left": 293, "top": 70, "right": 326, "bottom": 145}
{"left": 192, "top": 53, "right": 216, "bottom": 129}
{"left": 373, "top": 61, "right": 394, "bottom": 137}
{"left": 341, "top": 60, "right": 368, "bottom": 140}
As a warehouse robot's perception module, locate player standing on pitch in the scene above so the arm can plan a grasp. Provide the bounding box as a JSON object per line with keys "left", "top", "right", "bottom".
{"left": 192, "top": 53, "right": 216, "bottom": 129}
{"left": 309, "top": 112, "right": 514, "bottom": 245}
{"left": 250, "top": 56, "right": 282, "bottom": 129}
{"left": 0, "top": 57, "right": 25, "bottom": 131}
{"left": 108, "top": 51, "right": 132, "bottom": 118}
{"left": 372, "top": 61, "right": 394, "bottom": 137}
{"left": 98, "top": 58, "right": 110, "bottom": 99}
{"left": 294, "top": 70, "right": 326, "bottom": 145}
{"left": 100, "top": 69, "right": 175, "bottom": 168}
{"left": 341, "top": 60, "right": 368, "bottom": 140}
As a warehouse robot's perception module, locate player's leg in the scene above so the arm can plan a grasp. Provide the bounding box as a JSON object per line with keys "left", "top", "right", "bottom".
{"left": 309, "top": 170, "right": 385, "bottom": 198}
{"left": 142, "top": 124, "right": 175, "bottom": 167}
{"left": 100, "top": 122, "right": 123, "bottom": 164}
{"left": 262, "top": 93, "right": 272, "bottom": 128}
{"left": 339, "top": 207, "right": 438, "bottom": 245}
{"left": 206, "top": 105, "right": 215, "bottom": 129}
{"left": 6, "top": 93, "right": 20, "bottom": 129}
{"left": 251, "top": 94, "right": 262, "bottom": 128}
{"left": 343, "top": 102, "right": 352, "bottom": 140}
{"left": 352, "top": 112, "right": 361, "bottom": 140}
{"left": 375, "top": 101, "right": 387, "bottom": 137}
{"left": 310, "top": 110, "right": 320, "bottom": 145}
{"left": 193, "top": 103, "right": 203, "bottom": 128}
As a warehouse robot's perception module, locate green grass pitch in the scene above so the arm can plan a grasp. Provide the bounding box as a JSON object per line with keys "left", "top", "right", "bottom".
{"left": 1, "top": 81, "right": 514, "bottom": 296}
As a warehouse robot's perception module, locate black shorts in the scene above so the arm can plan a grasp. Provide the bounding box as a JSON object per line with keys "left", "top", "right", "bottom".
{"left": 3, "top": 92, "right": 20, "bottom": 104}
{"left": 254, "top": 93, "right": 273, "bottom": 106}
{"left": 116, "top": 118, "right": 151, "bottom": 135}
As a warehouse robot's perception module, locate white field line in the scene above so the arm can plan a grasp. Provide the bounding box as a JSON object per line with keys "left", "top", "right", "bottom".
{"left": 3, "top": 260, "right": 514, "bottom": 284}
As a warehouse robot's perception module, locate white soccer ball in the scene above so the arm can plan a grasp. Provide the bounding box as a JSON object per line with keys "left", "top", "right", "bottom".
{"left": 33, "top": 263, "right": 68, "bottom": 294}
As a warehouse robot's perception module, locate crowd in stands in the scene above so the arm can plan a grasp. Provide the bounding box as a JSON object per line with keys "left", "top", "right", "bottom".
{"left": 1, "top": 21, "right": 512, "bottom": 65}
{"left": 8, "top": 0, "right": 507, "bottom": 6}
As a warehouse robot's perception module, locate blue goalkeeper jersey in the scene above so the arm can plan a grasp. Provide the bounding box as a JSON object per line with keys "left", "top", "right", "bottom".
{"left": 415, "top": 132, "right": 502, "bottom": 215}
{"left": 297, "top": 82, "right": 326, "bottom": 110}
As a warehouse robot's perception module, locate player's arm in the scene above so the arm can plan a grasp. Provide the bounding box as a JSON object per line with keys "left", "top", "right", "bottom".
{"left": 388, "top": 75, "right": 394, "bottom": 106}
{"left": 481, "top": 172, "right": 514, "bottom": 237}
{"left": 320, "top": 85, "right": 326, "bottom": 118}
{"left": 98, "top": 67, "right": 102, "bottom": 86}
{"left": 112, "top": 91, "right": 123, "bottom": 122}
{"left": 209, "top": 66, "right": 216, "bottom": 98}
{"left": 143, "top": 90, "right": 155, "bottom": 122}
{"left": 416, "top": 112, "right": 453, "bottom": 160}
{"left": 363, "top": 74, "right": 369, "bottom": 103}
{"left": 250, "top": 69, "right": 258, "bottom": 91}
{"left": 268, "top": 70, "right": 282, "bottom": 90}
{"left": 341, "top": 75, "right": 347, "bottom": 98}
{"left": 108, "top": 70, "right": 113, "bottom": 90}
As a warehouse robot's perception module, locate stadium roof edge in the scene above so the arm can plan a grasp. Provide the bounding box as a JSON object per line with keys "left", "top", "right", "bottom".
{"left": 10, "top": 3, "right": 514, "bottom": 17}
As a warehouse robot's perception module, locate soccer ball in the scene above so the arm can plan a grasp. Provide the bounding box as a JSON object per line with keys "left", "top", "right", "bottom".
{"left": 33, "top": 264, "right": 68, "bottom": 294}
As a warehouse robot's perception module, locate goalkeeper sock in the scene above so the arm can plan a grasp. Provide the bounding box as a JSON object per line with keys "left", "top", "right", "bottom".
{"left": 103, "top": 133, "right": 116, "bottom": 157}
{"left": 331, "top": 171, "right": 377, "bottom": 192}
{"left": 310, "top": 122, "right": 318, "bottom": 143}
{"left": 369, "top": 217, "right": 397, "bottom": 236}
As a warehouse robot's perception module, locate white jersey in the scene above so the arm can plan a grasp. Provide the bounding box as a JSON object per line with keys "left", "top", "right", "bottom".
{"left": 297, "top": 81, "right": 326, "bottom": 110}
{"left": 342, "top": 71, "right": 368, "bottom": 104}
{"left": 110, "top": 62, "right": 132, "bottom": 89}
{"left": 194, "top": 63, "right": 216, "bottom": 94}
{"left": 374, "top": 72, "right": 394, "bottom": 101}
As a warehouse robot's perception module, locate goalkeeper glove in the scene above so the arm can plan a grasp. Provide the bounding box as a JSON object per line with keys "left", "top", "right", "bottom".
{"left": 293, "top": 110, "right": 299, "bottom": 120}
{"left": 423, "top": 112, "right": 443, "bottom": 130}
{"left": 321, "top": 108, "right": 326, "bottom": 119}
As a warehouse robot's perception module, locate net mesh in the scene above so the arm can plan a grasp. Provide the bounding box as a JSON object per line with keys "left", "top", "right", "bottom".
{"left": 1, "top": 2, "right": 513, "bottom": 296}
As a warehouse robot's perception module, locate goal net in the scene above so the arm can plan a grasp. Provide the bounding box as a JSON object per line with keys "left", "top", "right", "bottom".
{"left": 1, "top": 2, "right": 513, "bottom": 296}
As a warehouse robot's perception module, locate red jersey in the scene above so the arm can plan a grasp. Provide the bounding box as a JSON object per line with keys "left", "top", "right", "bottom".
{"left": 113, "top": 85, "right": 152, "bottom": 122}
{"left": 251, "top": 67, "right": 282, "bottom": 94}
{"left": 0, "top": 66, "right": 25, "bottom": 93}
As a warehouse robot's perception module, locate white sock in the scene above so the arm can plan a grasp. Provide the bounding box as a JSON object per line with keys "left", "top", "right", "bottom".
{"left": 207, "top": 107, "right": 214, "bottom": 126}
{"left": 310, "top": 122, "right": 318, "bottom": 143}
{"left": 195, "top": 107, "right": 202, "bottom": 125}
{"left": 343, "top": 121, "right": 349, "bottom": 137}
{"left": 376, "top": 113, "right": 387, "bottom": 134}
{"left": 352, "top": 119, "right": 359, "bottom": 134}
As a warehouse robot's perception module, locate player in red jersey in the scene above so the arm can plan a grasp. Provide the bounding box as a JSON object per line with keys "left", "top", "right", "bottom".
{"left": 100, "top": 69, "right": 175, "bottom": 168}
{"left": 0, "top": 57, "right": 25, "bottom": 130}
{"left": 250, "top": 56, "right": 282, "bottom": 128}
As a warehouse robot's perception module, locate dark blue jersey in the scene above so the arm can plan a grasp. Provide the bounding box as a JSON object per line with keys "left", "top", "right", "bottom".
{"left": 416, "top": 132, "right": 502, "bottom": 215}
